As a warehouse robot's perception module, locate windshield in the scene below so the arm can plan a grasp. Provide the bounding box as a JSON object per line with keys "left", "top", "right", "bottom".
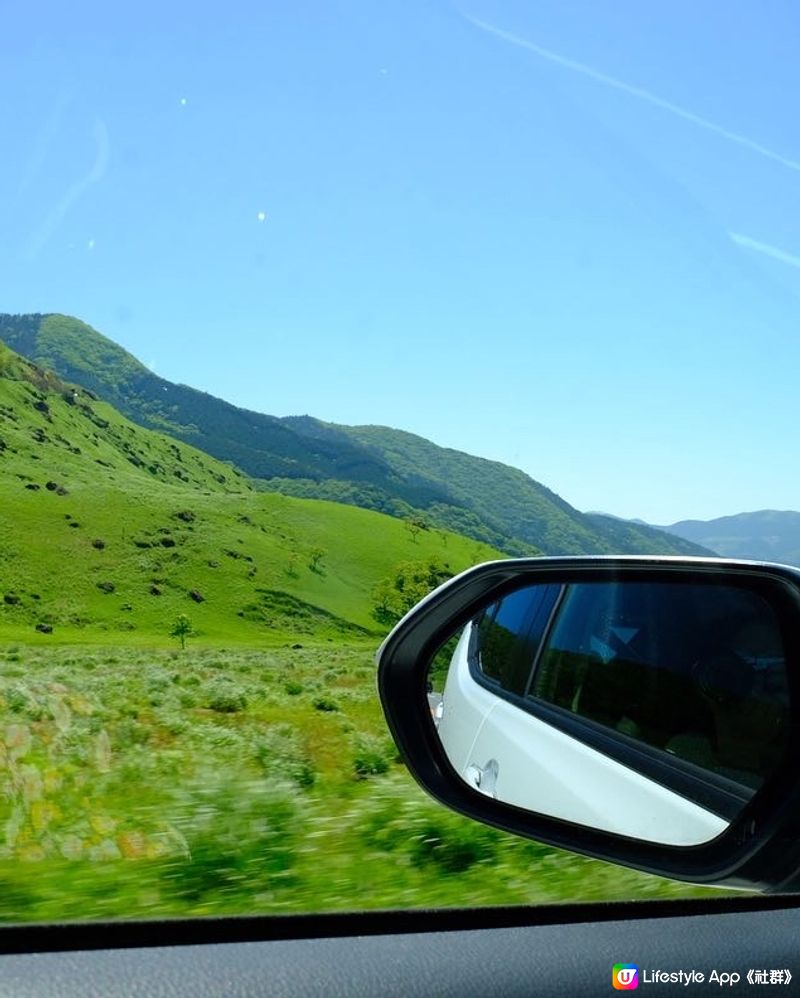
{"left": 1, "top": 0, "right": 798, "bottom": 921}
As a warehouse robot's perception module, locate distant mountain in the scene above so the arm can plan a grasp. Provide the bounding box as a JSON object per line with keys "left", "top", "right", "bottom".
{"left": 582, "top": 513, "right": 711, "bottom": 558}
{"left": 661, "top": 511, "right": 800, "bottom": 566}
{"left": 0, "top": 313, "right": 713, "bottom": 559}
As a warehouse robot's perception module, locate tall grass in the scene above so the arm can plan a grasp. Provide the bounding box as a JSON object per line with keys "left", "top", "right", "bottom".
{"left": 0, "top": 642, "right": 715, "bottom": 923}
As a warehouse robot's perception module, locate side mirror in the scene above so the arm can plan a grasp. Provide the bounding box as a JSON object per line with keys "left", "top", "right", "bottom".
{"left": 377, "top": 557, "right": 800, "bottom": 892}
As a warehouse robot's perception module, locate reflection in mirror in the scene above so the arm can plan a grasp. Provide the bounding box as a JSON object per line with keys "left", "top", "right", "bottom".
{"left": 426, "top": 580, "right": 790, "bottom": 847}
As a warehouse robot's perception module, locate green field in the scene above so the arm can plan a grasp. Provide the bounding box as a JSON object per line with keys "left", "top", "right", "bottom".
{"left": 0, "top": 641, "right": 714, "bottom": 923}
{"left": 0, "top": 341, "right": 719, "bottom": 921}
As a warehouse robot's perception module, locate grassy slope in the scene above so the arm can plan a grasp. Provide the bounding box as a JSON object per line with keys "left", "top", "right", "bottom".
{"left": 0, "top": 313, "right": 712, "bottom": 558}
{"left": 0, "top": 342, "right": 497, "bottom": 643}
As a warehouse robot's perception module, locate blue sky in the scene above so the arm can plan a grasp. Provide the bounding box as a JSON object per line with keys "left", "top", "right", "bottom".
{"left": 2, "top": 0, "right": 799, "bottom": 523}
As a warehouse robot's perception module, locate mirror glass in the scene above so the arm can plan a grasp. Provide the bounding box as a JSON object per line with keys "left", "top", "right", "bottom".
{"left": 426, "top": 579, "right": 790, "bottom": 846}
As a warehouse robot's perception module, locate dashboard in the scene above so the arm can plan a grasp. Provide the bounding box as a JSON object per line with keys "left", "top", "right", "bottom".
{"left": 1, "top": 897, "right": 798, "bottom": 997}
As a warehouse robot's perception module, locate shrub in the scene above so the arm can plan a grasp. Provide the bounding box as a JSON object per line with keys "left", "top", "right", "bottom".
{"left": 408, "top": 816, "right": 499, "bottom": 873}
{"left": 354, "top": 775, "right": 502, "bottom": 874}
{"left": 5, "top": 685, "right": 31, "bottom": 715}
{"left": 352, "top": 734, "right": 393, "bottom": 778}
{"left": 312, "top": 696, "right": 338, "bottom": 712}
{"left": 253, "top": 724, "right": 315, "bottom": 787}
{"left": 308, "top": 547, "right": 326, "bottom": 572}
{"left": 159, "top": 777, "right": 303, "bottom": 903}
{"left": 114, "top": 718, "right": 151, "bottom": 748}
{"left": 204, "top": 679, "right": 247, "bottom": 713}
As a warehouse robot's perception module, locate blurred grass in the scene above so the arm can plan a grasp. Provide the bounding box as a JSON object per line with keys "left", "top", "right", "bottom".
{"left": 0, "top": 641, "right": 720, "bottom": 923}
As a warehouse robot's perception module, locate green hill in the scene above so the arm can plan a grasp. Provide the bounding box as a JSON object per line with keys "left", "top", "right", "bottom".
{"left": 317, "top": 423, "right": 711, "bottom": 558}
{"left": 0, "top": 314, "right": 430, "bottom": 486}
{"left": 0, "top": 341, "right": 497, "bottom": 643}
{"left": 0, "top": 313, "right": 711, "bottom": 558}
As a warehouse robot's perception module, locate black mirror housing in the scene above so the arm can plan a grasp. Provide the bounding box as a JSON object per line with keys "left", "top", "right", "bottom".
{"left": 376, "top": 557, "right": 800, "bottom": 893}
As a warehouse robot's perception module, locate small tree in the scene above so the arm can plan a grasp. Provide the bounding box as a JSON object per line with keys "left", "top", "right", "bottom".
{"left": 404, "top": 515, "right": 430, "bottom": 543}
{"left": 170, "top": 613, "right": 193, "bottom": 650}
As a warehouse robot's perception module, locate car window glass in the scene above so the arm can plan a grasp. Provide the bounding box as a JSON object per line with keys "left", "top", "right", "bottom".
{"left": 529, "top": 582, "right": 790, "bottom": 789}
{"left": 475, "top": 585, "right": 561, "bottom": 694}
{"left": 2, "top": 0, "right": 798, "bottom": 923}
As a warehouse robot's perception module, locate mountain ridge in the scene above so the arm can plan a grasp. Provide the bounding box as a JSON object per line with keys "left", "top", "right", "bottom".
{"left": 660, "top": 510, "right": 800, "bottom": 566}
{"left": 0, "top": 312, "right": 712, "bottom": 559}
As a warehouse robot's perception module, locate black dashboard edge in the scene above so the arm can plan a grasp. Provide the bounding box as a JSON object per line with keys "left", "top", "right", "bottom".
{"left": 2, "top": 894, "right": 799, "bottom": 955}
